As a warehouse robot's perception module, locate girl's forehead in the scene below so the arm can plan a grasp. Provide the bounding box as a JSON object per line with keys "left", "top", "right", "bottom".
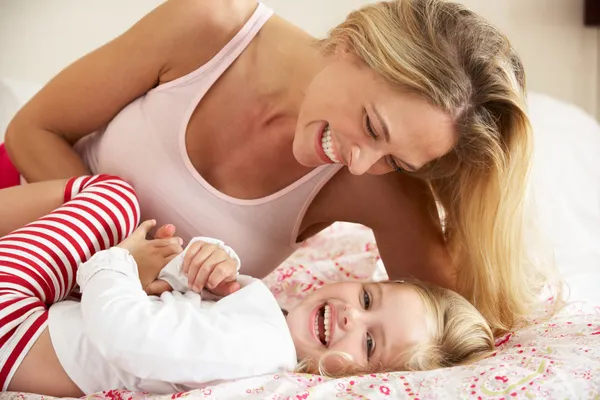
{"left": 373, "top": 284, "right": 429, "bottom": 365}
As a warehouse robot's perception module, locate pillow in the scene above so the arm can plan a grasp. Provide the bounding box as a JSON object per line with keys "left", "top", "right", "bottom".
{"left": 527, "top": 92, "right": 600, "bottom": 303}
{"left": 528, "top": 92, "right": 600, "bottom": 249}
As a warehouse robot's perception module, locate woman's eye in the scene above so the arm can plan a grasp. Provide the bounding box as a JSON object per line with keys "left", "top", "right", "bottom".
{"left": 365, "top": 114, "right": 377, "bottom": 139}
{"left": 362, "top": 289, "right": 371, "bottom": 309}
{"left": 387, "top": 157, "right": 404, "bottom": 173}
{"left": 366, "top": 333, "right": 374, "bottom": 359}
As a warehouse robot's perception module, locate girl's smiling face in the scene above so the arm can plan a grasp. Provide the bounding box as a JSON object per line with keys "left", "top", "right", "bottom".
{"left": 286, "top": 281, "right": 428, "bottom": 374}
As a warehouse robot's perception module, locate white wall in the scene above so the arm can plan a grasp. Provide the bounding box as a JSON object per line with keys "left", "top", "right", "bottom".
{"left": 459, "top": 0, "right": 599, "bottom": 119}
{"left": 0, "top": 0, "right": 598, "bottom": 116}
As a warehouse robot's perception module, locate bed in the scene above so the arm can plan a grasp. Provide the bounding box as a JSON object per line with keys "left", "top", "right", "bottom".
{"left": 1, "top": 81, "right": 600, "bottom": 399}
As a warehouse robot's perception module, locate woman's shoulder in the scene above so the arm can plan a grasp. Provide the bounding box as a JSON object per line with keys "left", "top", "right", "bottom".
{"left": 155, "top": 0, "right": 258, "bottom": 30}
{"left": 152, "top": 0, "right": 262, "bottom": 83}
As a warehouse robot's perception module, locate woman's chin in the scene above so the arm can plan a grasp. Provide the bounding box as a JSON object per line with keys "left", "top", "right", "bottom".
{"left": 292, "top": 149, "right": 319, "bottom": 168}
{"left": 292, "top": 135, "right": 319, "bottom": 166}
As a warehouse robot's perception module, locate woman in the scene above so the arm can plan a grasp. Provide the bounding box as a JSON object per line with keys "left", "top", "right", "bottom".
{"left": 4, "top": 0, "right": 550, "bottom": 334}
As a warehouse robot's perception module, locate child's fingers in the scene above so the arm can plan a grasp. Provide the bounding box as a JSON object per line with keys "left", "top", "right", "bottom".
{"left": 149, "top": 238, "right": 183, "bottom": 258}
{"left": 206, "top": 260, "right": 236, "bottom": 290}
{"left": 133, "top": 220, "right": 156, "bottom": 237}
{"left": 182, "top": 241, "right": 206, "bottom": 274}
{"left": 185, "top": 243, "right": 220, "bottom": 280}
{"left": 209, "top": 281, "right": 241, "bottom": 297}
{"left": 186, "top": 246, "right": 216, "bottom": 288}
{"left": 151, "top": 237, "right": 184, "bottom": 247}
{"left": 189, "top": 263, "right": 213, "bottom": 292}
{"left": 158, "top": 243, "right": 183, "bottom": 259}
{"left": 145, "top": 279, "right": 173, "bottom": 296}
{"left": 154, "top": 224, "right": 176, "bottom": 240}
{"left": 190, "top": 252, "right": 226, "bottom": 292}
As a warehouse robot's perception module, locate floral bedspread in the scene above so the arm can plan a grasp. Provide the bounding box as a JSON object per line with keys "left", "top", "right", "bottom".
{"left": 4, "top": 223, "right": 600, "bottom": 400}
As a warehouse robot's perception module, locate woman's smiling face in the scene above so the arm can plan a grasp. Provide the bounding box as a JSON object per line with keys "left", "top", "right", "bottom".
{"left": 293, "top": 56, "right": 456, "bottom": 175}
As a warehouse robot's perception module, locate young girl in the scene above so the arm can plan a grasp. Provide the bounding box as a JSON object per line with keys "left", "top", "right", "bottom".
{"left": 1, "top": 175, "right": 494, "bottom": 397}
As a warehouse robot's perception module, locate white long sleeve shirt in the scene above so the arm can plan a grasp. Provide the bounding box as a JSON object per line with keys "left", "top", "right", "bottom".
{"left": 48, "top": 239, "right": 297, "bottom": 394}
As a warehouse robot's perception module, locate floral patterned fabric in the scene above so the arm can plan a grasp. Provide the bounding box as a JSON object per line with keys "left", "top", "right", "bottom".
{"left": 4, "top": 223, "right": 600, "bottom": 400}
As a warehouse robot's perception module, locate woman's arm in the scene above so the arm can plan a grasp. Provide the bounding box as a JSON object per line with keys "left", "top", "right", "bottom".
{"left": 4, "top": 0, "right": 257, "bottom": 182}
{"left": 323, "top": 170, "right": 454, "bottom": 288}
{"left": 368, "top": 176, "right": 455, "bottom": 288}
{"left": 0, "top": 179, "right": 68, "bottom": 236}
{"left": 373, "top": 226, "right": 453, "bottom": 288}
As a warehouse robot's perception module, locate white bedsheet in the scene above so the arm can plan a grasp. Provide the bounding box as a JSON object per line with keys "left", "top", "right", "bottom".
{"left": 3, "top": 222, "right": 600, "bottom": 400}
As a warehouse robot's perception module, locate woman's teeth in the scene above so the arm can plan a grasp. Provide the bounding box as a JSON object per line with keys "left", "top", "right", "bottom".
{"left": 321, "top": 125, "right": 341, "bottom": 163}
{"left": 314, "top": 303, "right": 332, "bottom": 346}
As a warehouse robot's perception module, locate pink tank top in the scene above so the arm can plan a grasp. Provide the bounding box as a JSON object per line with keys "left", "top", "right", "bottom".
{"left": 75, "top": 3, "right": 343, "bottom": 277}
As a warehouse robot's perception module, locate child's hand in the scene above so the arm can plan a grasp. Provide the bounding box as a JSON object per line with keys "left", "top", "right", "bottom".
{"left": 118, "top": 220, "right": 183, "bottom": 292}
{"left": 183, "top": 240, "right": 241, "bottom": 296}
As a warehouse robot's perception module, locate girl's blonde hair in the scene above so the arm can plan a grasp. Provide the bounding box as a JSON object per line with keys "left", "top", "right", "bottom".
{"left": 299, "top": 280, "right": 494, "bottom": 376}
{"left": 321, "top": 0, "right": 560, "bottom": 334}
{"left": 395, "top": 279, "right": 494, "bottom": 370}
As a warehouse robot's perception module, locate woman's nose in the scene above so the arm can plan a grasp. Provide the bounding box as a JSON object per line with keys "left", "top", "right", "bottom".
{"left": 347, "top": 146, "right": 379, "bottom": 175}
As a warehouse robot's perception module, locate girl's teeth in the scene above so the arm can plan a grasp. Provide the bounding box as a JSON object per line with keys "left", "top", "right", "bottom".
{"left": 324, "top": 304, "right": 331, "bottom": 345}
{"left": 322, "top": 126, "right": 341, "bottom": 163}
{"left": 315, "top": 314, "right": 319, "bottom": 339}
{"left": 314, "top": 303, "right": 332, "bottom": 346}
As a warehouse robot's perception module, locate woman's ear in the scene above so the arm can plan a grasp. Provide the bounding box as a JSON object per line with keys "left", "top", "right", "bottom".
{"left": 334, "top": 42, "right": 356, "bottom": 59}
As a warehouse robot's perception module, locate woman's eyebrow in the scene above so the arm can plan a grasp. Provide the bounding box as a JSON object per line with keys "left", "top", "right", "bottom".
{"left": 372, "top": 105, "right": 391, "bottom": 143}
{"left": 372, "top": 105, "right": 417, "bottom": 172}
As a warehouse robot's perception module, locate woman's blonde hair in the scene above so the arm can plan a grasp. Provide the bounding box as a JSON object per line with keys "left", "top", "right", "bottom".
{"left": 321, "top": 0, "right": 560, "bottom": 334}
{"left": 299, "top": 280, "right": 494, "bottom": 376}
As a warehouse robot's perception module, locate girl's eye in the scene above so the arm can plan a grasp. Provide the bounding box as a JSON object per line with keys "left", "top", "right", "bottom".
{"left": 366, "top": 333, "right": 374, "bottom": 359}
{"left": 365, "top": 114, "right": 377, "bottom": 139}
{"left": 362, "top": 288, "right": 371, "bottom": 310}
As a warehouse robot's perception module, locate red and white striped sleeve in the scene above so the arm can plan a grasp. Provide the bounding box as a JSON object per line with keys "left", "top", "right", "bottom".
{"left": 0, "top": 175, "right": 140, "bottom": 304}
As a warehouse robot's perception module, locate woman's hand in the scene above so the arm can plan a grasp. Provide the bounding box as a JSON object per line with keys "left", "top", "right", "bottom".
{"left": 183, "top": 240, "right": 240, "bottom": 296}
{"left": 117, "top": 220, "right": 183, "bottom": 293}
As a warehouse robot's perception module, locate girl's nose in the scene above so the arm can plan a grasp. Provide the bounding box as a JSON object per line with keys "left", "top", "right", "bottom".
{"left": 341, "top": 304, "right": 361, "bottom": 331}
